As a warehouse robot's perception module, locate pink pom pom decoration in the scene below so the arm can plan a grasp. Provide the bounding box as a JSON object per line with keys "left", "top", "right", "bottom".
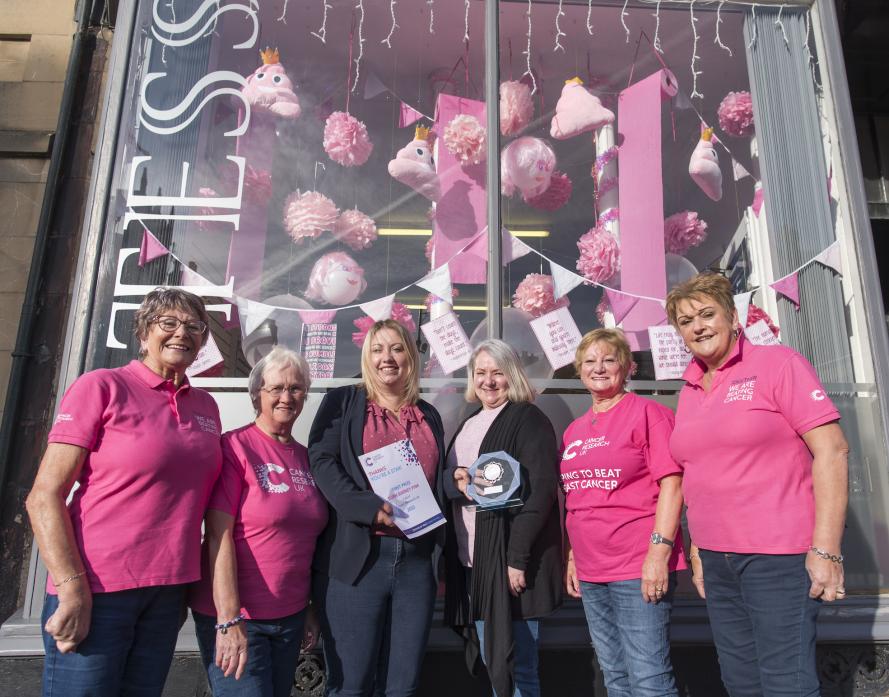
{"left": 443, "top": 114, "right": 487, "bottom": 166}
{"left": 352, "top": 302, "right": 416, "bottom": 348}
{"left": 500, "top": 80, "right": 534, "bottom": 137}
{"left": 324, "top": 111, "right": 374, "bottom": 167}
{"left": 576, "top": 226, "right": 620, "bottom": 284}
{"left": 501, "top": 137, "right": 556, "bottom": 199}
{"left": 664, "top": 211, "right": 708, "bottom": 255}
{"left": 524, "top": 170, "right": 572, "bottom": 211}
{"left": 283, "top": 191, "right": 340, "bottom": 243}
{"left": 746, "top": 303, "right": 780, "bottom": 337}
{"left": 512, "top": 274, "right": 570, "bottom": 318}
{"left": 333, "top": 209, "right": 378, "bottom": 251}
{"left": 305, "top": 251, "right": 367, "bottom": 306}
{"left": 717, "top": 91, "right": 755, "bottom": 137}
{"left": 595, "top": 295, "right": 611, "bottom": 325}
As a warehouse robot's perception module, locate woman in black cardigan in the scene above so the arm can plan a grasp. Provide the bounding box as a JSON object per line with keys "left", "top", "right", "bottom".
{"left": 444, "top": 339, "right": 562, "bottom": 697}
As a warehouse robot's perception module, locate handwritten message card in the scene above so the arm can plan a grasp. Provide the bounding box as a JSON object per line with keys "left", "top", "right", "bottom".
{"left": 529, "top": 307, "right": 582, "bottom": 370}
{"left": 745, "top": 319, "right": 781, "bottom": 346}
{"left": 648, "top": 325, "right": 693, "bottom": 380}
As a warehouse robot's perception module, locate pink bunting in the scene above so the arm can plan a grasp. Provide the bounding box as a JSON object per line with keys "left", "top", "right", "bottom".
{"left": 770, "top": 273, "right": 800, "bottom": 309}
{"left": 752, "top": 186, "right": 765, "bottom": 217}
{"left": 138, "top": 228, "right": 169, "bottom": 267}
{"left": 399, "top": 102, "right": 426, "bottom": 128}
{"left": 604, "top": 289, "right": 640, "bottom": 325}
{"left": 297, "top": 309, "right": 338, "bottom": 324}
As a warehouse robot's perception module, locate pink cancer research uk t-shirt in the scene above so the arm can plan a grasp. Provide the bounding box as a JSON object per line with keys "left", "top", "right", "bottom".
{"left": 189, "top": 424, "right": 328, "bottom": 620}
{"left": 46, "top": 360, "right": 223, "bottom": 594}
{"left": 669, "top": 336, "right": 841, "bottom": 555}
{"left": 560, "top": 393, "right": 686, "bottom": 583}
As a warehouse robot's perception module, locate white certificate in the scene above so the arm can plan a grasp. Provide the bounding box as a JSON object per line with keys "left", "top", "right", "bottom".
{"left": 358, "top": 439, "right": 445, "bottom": 539}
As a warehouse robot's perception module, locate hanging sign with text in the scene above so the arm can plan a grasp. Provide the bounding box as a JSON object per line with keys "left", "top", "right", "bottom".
{"left": 745, "top": 319, "right": 781, "bottom": 346}
{"left": 421, "top": 311, "right": 473, "bottom": 375}
{"left": 303, "top": 323, "right": 337, "bottom": 379}
{"left": 648, "top": 325, "right": 694, "bottom": 380}
{"left": 529, "top": 307, "right": 583, "bottom": 370}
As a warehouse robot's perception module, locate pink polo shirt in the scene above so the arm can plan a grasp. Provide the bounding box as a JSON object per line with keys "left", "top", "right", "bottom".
{"left": 46, "top": 360, "right": 222, "bottom": 594}
{"left": 669, "top": 336, "right": 840, "bottom": 554}
{"left": 560, "top": 393, "right": 686, "bottom": 583}
{"left": 189, "top": 424, "right": 328, "bottom": 620}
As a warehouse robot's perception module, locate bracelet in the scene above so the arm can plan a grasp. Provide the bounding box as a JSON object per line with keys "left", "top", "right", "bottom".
{"left": 809, "top": 546, "right": 844, "bottom": 564}
{"left": 214, "top": 614, "right": 245, "bottom": 634}
{"left": 56, "top": 571, "right": 86, "bottom": 586}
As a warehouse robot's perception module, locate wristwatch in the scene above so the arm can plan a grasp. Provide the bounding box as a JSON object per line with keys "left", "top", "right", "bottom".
{"left": 650, "top": 532, "right": 675, "bottom": 548}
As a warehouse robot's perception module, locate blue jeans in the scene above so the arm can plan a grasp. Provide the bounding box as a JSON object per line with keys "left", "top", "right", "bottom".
{"left": 700, "top": 550, "right": 820, "bottom": 697}
{"left": 40, "top": 585, "right": 185, "bottom": 697}
{"left": 475, "top": 619, "right": 540, "bottom": 697}
{"left": 193, "top": 608, "right": 307, "bottom": 697}
{"left": 580, "top": 575, "right": 678, "bottom": 697}
{"left": 315, "top": 535, "right": 437, "bottom": 697}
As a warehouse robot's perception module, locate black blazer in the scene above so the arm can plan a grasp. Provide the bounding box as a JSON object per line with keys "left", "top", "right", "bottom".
{"left": 308, "top": 384, "right": 447, "bottom": 585}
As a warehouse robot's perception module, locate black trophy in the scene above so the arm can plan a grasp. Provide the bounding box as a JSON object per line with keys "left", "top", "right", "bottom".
{"left": 467, "top": 451, "right": 522, "bottom": 510}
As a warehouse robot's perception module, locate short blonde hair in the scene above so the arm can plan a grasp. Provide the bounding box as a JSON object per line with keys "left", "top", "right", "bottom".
{"left": 665, "top": 272, "right": 736, "bottom": 328}
{"left": 573, "top": 328, "right": 634, "bottom": 378}
{"left": 360, "top": 319, "right": 420, "bottom": 407}
{"left": 464, "top": 339, "right": 536, "bottom": 404}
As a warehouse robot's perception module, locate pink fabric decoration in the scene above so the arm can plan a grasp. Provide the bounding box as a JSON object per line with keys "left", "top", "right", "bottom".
{"left": 388, "top": 128, "right": 441, "bottom": 202}
{"left": 138, "top": 228, "right": 169, "bottom": 267}
{"left": 605, "top": 289, "right": 640, "bottom": 324}
{"left": 524, "top": 170, "right": 572, "bottom": 211}
{"left": 550, "top": 77, "right": 615, "bottom": 140}
{"left": 500, "top": 137, "right": 556, "bottom": 199}
{"left": 664, "top": 211, "right": 709, "bottom": 255}
{"left": 770, "top": 274, "right": 800, "bottom": 310}
{"left": 717, "top": 91, "right": 755, "bottom": 137}
{"left": 283, "top": 191, "right": 339, "bottom": 243}
{"left": 752, "top": 186, "right": 765, "bottom": 217}
{"left": 352, "top": 302, "right": 416, "bottom": 348}
{"left": 499, "top": 80, "right": 534, "bottom": 136}
{"left": 443, "top": 114, "right": 487, "bottom": 166}
{"left": 688, "top": 129, "right": 723, "bottom": 202}
{"left": 242, "top": 53, "right": 301, "bottom": 119}
{"left": 746, "top": 303, "right": 780, "bottom": 338}
{"left": 576, "top": 226, "right": 620, "bottom": 284}
{"left": 511, "top": 274, "right": 570, "bottom": 318}
{"left": 324, "top": 111, "right": 374, "bottom": 167}
{"left": 305, "top": 251, "right": 367, "bottom": 306}
{"left": 333, "top": 209, "right": 378, "bottom": 251}
{"left": 399, "top": 102, "right": 425, "bottom": 128}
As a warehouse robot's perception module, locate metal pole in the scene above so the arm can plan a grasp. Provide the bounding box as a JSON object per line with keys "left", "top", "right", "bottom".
{"left": 485, "top": 0, "right": 502, "bottom": 338}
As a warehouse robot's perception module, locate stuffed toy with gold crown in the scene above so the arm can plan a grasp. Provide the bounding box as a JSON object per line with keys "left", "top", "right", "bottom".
{"left": 387, "top": 125, "right": 441, "bottom": 202}
{"left": 242, "top": 47, "right": 301, "bottom": 119}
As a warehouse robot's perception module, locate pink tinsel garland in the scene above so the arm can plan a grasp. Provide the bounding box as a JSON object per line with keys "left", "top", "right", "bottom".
{"left": 352, "top": 302, "right": 416, "bottom": 348}
{"left": 717, "top": 91, "right": 755, "bottom": 137}
{"left": 443, "top": 114, "right": 486, "bottom": 166}
{"left": 664, "top": 210, "right": 708, "bottom": 255}
{"left": 283, "top": 191, "right": 340, "bottom": 243}
{"left": 500, "top": 80, "right": 534, "bottom": 137}
{"left": 524, "top": 171, "right": 573, "bottom": 211}
{"left": 576, "top": 226, "right": 620, "bottom": 284}
{"left": 333, "top": 209, "right": 378, "bottom": 251}
{"left": 512, "top": 274, "right": 570, "bottom": 318}
{"left": 746, "top": 303, "right": 780, "bottom": 337}
{"left": 324, "top": 111, "right": 374, "bottom": 167}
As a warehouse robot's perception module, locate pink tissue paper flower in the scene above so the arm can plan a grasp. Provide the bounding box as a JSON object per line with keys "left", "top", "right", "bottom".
{"left": 717, "top": 91, "right": 755, "bottom": 138}
{"left": 443, "top": 114, "right": 487, "bottom": 166}
{"left": 524, "top": 170, "right": 573, "bottom": 211}
{"left": 664, "top": 210, "right": 708, "bottom": 255}
{"left": 352, "top": 302, "right": 416, "bottom": 348}
{"left": 576, "top": 226, "right": 620, "bottom": 284}
{"left": 333, "top": 209, "right": 378, "bottom": 251}
{"left": 595, "top": 294, "right": 611, "bottom": 325}
{"left": 746, "top": 303, "right": 780, "bottom": 338}
{"left": 324, "top": 111, "right": 374, "bottom": 167}
{"left": 283, "top": 191, "right": 339, "bottom": 243}
{"left": 512, "top": 274, "right": 570, "bottom": 318}
{"left": 500, "top": 80, "right": 534, "bottom": 137}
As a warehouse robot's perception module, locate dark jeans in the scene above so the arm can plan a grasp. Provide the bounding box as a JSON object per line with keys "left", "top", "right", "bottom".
{"left": 314, "top": 535, "right": 437, "bottom": 697}
{"left": 40, "top": 585, "right": 185, "bottom": 697}
{"left": 700, "top": 550, "right": 821, "bottom": 697}
{"left": 193, "top": 608, "right": 307, "bottom": 697}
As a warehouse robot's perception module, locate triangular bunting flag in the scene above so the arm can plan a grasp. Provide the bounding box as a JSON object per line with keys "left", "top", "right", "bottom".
{"left": 399, "top": 102, "right": 427, "bottom": 128}
{"left": 604, "top": 289, "right": 639, "bottom": 325}
{"left": 751, "top": 185, "right": 765, "bottom": 218}
{"left": 186, "top": 331, "right": 225, "bottom": 377}
{"left": 138, "top": 228, "right": 169, "bottom": 267}
{"left": 732, "top": 159, "right": 752, "bottom": 182}
{"left": 237, "top": 298, "right": 276, "bottom": 336}
{"left": 550, "top": 261, "right": 584, "bottom": 300}
{"left": 180, "top": 264, "right": 213, "bottom": 286}
{"left": 733, "top": 291, "right": 754, "bottom": 329}
{"left": 770, "top": 273, "right": 800, "bottom": 309}
{"left": 297, "top": 309, "right": 337, "bottom": 324}
{"left": 364, "top": 71, "right": 389, "bottom": 99}
{"left": 502, "top": 228, "right": 532, "bottom": 264}
{"left": 815, "top": 241, "right": 842, "bottom": 275}
{"left": 417, "top": 264, "right": 453, "bottom": 303}
{"left": 359, "top": 294, "right": 396, "bottom": 321}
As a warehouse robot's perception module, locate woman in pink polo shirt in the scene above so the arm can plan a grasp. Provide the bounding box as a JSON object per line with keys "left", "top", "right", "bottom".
{"left": 26, "top": 288, "right": 223, "bottom": 697}
{"left": 189, "top": 346, "right": 328, "bottom": 697}
{"left": 667, "top": 272, "right": 849, "bottom": 697}
{"left": 561, "top": 328, "right": 685, "bottom": 697}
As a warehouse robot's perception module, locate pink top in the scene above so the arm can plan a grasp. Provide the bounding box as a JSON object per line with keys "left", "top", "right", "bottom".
{"left": 362, "top": 401, "right": 439, "bottom": 537}
{"left": 670, "top": 336, "right": 840, "bottom": 554}
{"left": 189, "top": 424, "right": 328, "bottom": 620}
{"left": 447, "top": 403, "right": 507, "bottom": 567}
{"left": 46, "top": 360, "right": 222, "bottom": 594}
{"left": 560, "top": 393, "right": 686, "bottom": 582}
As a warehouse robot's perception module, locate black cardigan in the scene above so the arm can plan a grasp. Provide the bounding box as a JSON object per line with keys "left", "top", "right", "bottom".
{"left": 443, "top": 401, "right": 562, "bottom": 697}
{"left": 308, "top": 384, "right": 447, "bottom": 585}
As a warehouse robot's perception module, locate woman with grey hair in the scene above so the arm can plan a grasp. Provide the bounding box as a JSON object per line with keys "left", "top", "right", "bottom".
{"left": 443, "top": 339, "right": 562, "bottom": 697}
{"left": 27, "top": 287, "right": 223, "bottom": 697}
{"left": 189, "top": 346, "right": 328, "bottom": 697}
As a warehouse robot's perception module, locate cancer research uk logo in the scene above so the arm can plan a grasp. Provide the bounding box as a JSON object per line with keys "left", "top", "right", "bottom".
{"left": 811, "top": 389, "right": 826, "bottom": 401}
{"left": 724, "top": 376, "right": 757, "bottom": 404}
{"left": 252, "top": 462, "right": 317, "bottom": 494}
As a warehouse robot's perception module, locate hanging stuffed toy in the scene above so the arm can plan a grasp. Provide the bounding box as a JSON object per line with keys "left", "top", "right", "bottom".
{"left": 242, "top": 48, "right": 302, "bottom": 119}
{"left": 324, "top": 111, "right": 374, "bottom": 167}
{"left": 333, "top": 208, "right": 378, "bottom": 250}
{"left": 387, "top": 125, "right": 441, "bottom": 202}
{"left": 550, "top": 77, "right": 614, "bottom": 140}
{"left": 688, "top": 127, "right": 723, "bottom": 202}
{"left": 717, "top": 91, "right": 755, "bottom": 137}
{"left": 500, "top": 137, "right": 555, "bottom": 199}
{"left": 305, "top": 251, "right": 367, "bottom": 306}
{"left": 500, "top": 80, "right": 534, "bottom": 137}
{"left": 283, "top": 191, "right": 340, "bottom": 243}
{"left": 443, "top": 114, "right": 487, "bottom": 166}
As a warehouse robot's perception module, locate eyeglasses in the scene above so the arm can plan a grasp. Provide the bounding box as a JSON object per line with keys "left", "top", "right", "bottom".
{"left": 261, "top": 385, "right": 307, "bottom": 398}
{"left": 152, "top": 315, "right": 208, "bottom": 335}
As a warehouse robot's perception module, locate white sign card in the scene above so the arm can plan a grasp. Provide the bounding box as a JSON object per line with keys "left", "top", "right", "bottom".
{"left": 186, "top": 331, "right": 225, "bottom": 377}
{"left": 358, "top": 439, "right": 446, "bottom": 539}
{"left": 529, "top": 307, "right": 583, "bottom": 370}
{"left": 744, "top": 319, "right": 781, "bottom": 346}
{"left": 421, "top": 311, "right": 473, "bottom": 375}
{"left": 303, "top": 323, "right": 337, "bottom": 379}
{"left": 648, "top": 325, "right": 694, "bottom": 380}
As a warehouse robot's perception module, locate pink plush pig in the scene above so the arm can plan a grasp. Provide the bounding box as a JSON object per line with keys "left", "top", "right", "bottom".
{"left": 387, "top": 125, "right": 441, "bottom": 202}
{"left": 550, "top": 77, "right": 614, "bottom": 140}
{"left": 242, "top": 48, "right": 301, "bottom": 119}
{"left": 688, "top": 127, "right": 723, "bottom": 202}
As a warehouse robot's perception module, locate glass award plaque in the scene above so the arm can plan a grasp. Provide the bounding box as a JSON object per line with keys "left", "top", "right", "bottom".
{"left": 466, "top": 451, "right": 523, "bottom": 510}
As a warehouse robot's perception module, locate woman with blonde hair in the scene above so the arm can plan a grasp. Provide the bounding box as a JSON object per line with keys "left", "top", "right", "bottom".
{"left": 308, "top": 319, "right": 446, "bottom": 697}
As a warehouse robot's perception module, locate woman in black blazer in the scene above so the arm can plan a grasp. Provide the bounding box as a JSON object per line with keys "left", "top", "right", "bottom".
{"left": 308, "top": 319, "right": 446, "bottom": 697}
